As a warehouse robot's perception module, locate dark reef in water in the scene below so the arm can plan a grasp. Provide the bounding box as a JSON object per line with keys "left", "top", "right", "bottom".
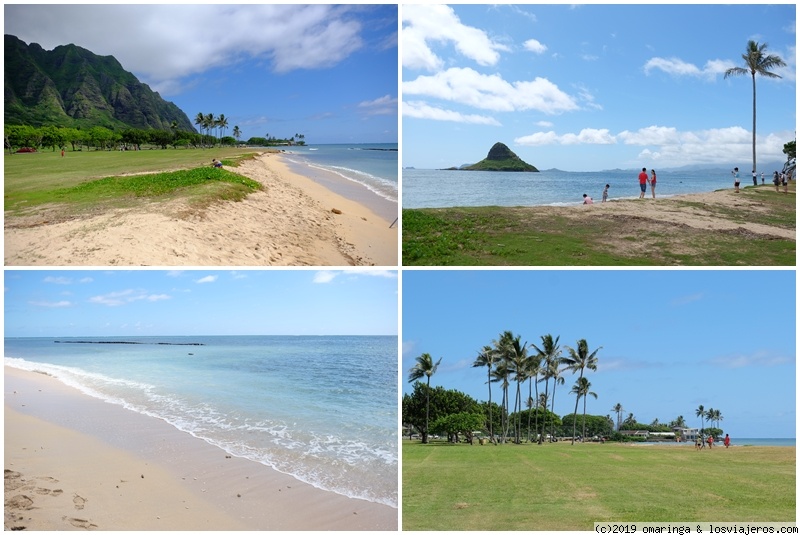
{"left": 55, "top": 340, "right": 205, "bottom": 346}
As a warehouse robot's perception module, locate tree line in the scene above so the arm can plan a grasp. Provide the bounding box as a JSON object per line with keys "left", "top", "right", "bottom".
{"left": 406, "top": 329, "right": 726, "bottom": 445}
{"left": 5, "top": 113, "right": 306, "bottom": 153}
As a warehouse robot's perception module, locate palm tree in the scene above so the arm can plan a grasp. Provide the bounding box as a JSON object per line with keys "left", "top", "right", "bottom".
{"left": 530, "top": 334, "right": 561, "bottom": 444}
{"left": 724, "top": 41, "right": 787, "bottom": 177}
{"left": 472, "top": 345, "right": 497, "bottom": 443}
{"left": 194, "top": 113, "right": 205, "bottom": 147}
{"left": 547, "top": 361, "right": 565, "bottom": 441}
{"left": 672, "top": 415, "right": 686, "bottom": 428}
{"left": 503, "top": 332, "right": 528, "bottom": 443}
{"left": 407, "top": 353, "right": 442, "bottom": 444}
{"left": 564, "top": 339, "right": 601, "bottom": 443}
{"left": 612, "top": 403, "right": 624, "bottom": 431}
{"left": 524, "top": 352, "right": 542, "bottom": 442}
{"left": 570, "top": 377, "right": 597, "bottom": 441}
{"left": 490, "top": 358, "right": 511, "bottom": 443}
{"left": 204, "top": 113, "right": 215, "bottom": 146}
{"left": 696, "top": 405, "right": 706, "bottom": 433}
{"left": 233, "top": 126, "right": 241, "bottom": 145}
{"left": 217, "top": 114, "right": 228, "bottom": 144}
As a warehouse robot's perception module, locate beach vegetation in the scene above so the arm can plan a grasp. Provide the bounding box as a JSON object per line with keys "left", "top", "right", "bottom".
{"left": 724, "top": 41, "right": 787, "bottom": 177}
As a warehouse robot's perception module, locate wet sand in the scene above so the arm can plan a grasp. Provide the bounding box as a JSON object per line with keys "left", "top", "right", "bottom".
{"left": 4, "top": 366, "right": 398, "bottom": 531}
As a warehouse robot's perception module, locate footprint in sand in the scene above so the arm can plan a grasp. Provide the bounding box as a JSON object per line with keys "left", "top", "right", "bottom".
{"left": 6, "top": 494, "right": 34, "bottom": 510}
{"left": 65, "top": 517, "right": 99, "bottom": 530}
{"left": 73, "top": 494, "right": 87, "bottom": 510}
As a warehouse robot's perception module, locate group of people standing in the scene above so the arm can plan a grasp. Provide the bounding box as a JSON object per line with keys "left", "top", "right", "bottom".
{"left": 696, "top": 433, "right": 731, "bottom": 450}
{"left": 638, "top": 167, "right": 657, "bottom": 199}
{"left": 733, "top": 167, "right": 790, "bottom": 193}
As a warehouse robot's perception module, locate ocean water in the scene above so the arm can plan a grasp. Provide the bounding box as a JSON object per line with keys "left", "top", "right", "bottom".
{"left": 402, "top": 168, "right": 773, "bottom": 208}
{"left": 734, "top": 438, "right": 795, "bottom": 447}
{"left": 284, "top": 144, "right": 398, "bottom": 204}
{"left": 5, "top": 335, "right": 398, "bottom": 508}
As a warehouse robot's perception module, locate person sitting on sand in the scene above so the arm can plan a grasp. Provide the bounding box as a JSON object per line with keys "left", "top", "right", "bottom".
{"left": 212, "top": 159, "right": 223, "bottom": 168}
{"left": 602, "top": 184, "right": 610, "bottom": 202}
{"left": 582, "top": 194, "right": 593, "bottom": 205}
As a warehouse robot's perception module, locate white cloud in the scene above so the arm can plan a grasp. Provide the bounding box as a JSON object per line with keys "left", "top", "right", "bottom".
{"left": 88, "top": 289, "right": 171, "bottom": 306}
{"left": 403, "top": 67, "right": 579, "bottom": 115}
{"left": 357, "top": 95, "right": 398, "bottom": 116}
{"left": 195, "top": 275, "right": 218, "bottom": 284}
{"left": 313, "top": 271, "right": 339, "bottom": 283}
{"left": 6, "top": 5, "right": 368, "bottom": 95}
{"left": 402, "top": 4, "right": 509, "bottom": 71}
{"left": 709, "top": 350, "right": 793, "bottom": 369}
{"left": 644, "top": 57, "right": 736, "bottom": 79}
{"left": 516, "top": 128, "right": 616, "bottom": 146}
{"left": 403, "top": 101, "right": 501, "bottom": 126}
{"left": 30, "top": 300, "right": 72, "bottom": 308}
{"left": 524, "top": 39, "right": 548, "bottom": 55}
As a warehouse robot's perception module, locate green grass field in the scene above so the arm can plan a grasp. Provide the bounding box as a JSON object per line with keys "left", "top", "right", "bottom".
{"left": 402, "top": 184, "right": 796, "bottom": 266}
{"left": 402, "top": 441, "right": 796, "bottom": 530}
{"left": 4, "top": 147, "right": 263, "bottom": 216}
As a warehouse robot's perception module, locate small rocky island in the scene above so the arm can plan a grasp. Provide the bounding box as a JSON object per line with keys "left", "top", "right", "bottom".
{"left": 446, "top": 142, "right": 539, "bottom": 172}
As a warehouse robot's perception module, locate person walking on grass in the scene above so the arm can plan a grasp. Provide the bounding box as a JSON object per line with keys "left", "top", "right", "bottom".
{"left": 724, "top": 434, "right": 731, "bottom": 448}
{"left": 732, "top": 167, "right": 740, "bottom": 192}
{"left": 752, "top": 169, "right": 758, "bottom": 186}
{"left": 707, "top": 434, "right": 714, "bottom": 448}
{"left": 649, "top": 169, "right": 657, "bottom": 199}
{"left": 773, "top": 171, "right": 781, "bottom": 192}
{"left": 638, "top": 168, "right": 648, "bottom": 198}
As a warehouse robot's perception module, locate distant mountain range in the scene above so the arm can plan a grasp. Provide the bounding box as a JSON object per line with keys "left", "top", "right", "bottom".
{"left": 600, "top": 161, "right": 790, "bottom": 174}
{"left": 4, "top": 34, "right": 195, "bottom": 132}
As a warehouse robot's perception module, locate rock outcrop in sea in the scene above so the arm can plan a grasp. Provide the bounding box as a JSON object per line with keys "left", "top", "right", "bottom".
{"left": 459, "top": 142, "right": 539, "bottom": 172}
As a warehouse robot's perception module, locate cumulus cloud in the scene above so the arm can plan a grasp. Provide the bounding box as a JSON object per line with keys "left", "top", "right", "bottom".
{"left": 43, "top": 276, "right": 73, "bottom": 285}
{"left": 644, "top": 57, "right": 736, "bottom": 79}
{"left": 402, "top": 4, "right": 510, "bottom": 71}
{"left": 514, "top": 124, "right": 792, "bottom": 167}
{"left": 524, "top": 39, "right": 548, "bottom": 55}
{"left": 403, "top": 67, "right": 579, "bottom": 114}
{"left": 403, "top": 101, "right": 501, "bottom": 125}
{"left": 6, "top": 5, "right": 367, "bottom": 94}
{"left": 516, "top": 128, "right": 616, "bottom": 146}
{"left": 313, "top": 271, "right": 339, "bottom": 284}
{"left": 195, "top": 275, "right": 218, "bottom": 284}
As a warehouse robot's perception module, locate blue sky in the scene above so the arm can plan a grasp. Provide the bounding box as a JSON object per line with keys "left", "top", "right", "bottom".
{"left": 6, "top": 4, "right": 398, "bottom": 144}
{"left": 402, "top": 4, "right": 796, "bottom": 171}
{"left": 402, "top": 270, "right": 796, "bottom": 438}
{"left": 4, "top": 270, "right": 398, "bottom": 337}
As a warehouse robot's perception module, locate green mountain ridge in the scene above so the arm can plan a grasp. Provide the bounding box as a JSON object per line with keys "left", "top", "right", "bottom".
{"left": 4, "top": 34, "right": 195, "bottom": 132}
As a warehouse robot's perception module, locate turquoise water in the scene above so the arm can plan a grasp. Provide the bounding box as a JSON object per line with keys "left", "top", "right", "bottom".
{"left": 734, "top": 438, "right": 795, "bottom": 447}
{"left": 285, "top": 143, "right": 398, "bottom": 203}
{"left": 5, "top": 335, "right": 398, "bottom": 507}
{"left": 403, "top": 168, "right": 767, "bottom": 208}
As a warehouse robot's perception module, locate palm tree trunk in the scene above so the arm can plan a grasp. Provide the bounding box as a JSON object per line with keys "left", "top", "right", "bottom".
{"left": 751, "top": 72, "right": 757, "bottom": 176}
{"left": 571, "top": 394, "right": 581, "bottom": 444}
{"left": 582, "top": 396, "right": 588, "bottom": 439}
{"left": 487, "top": 368, "right": 494, "bottom": 444}
{"left": 424, "top": 376, "right": 430, "bottom": 444}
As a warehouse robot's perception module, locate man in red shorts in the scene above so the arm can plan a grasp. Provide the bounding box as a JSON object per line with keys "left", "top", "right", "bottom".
{"left": 638, "top": 168, "right": 648, "bottom": 198}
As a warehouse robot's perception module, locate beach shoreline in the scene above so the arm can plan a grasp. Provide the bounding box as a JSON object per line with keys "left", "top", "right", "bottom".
{"left": 4, "top": 151, "right": 398, "bottom": 266}
{"left": 4, "top": 366, "right": 398, "bottom": 531}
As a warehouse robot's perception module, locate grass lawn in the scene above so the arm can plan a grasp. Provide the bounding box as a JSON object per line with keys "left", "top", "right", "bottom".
{"left": 4, "top": 147, "right": 263, "bottom": 216}
{"left": 402, "top": 184, "right": 796, "bottom": 266}
{"left": 402, "top": 441, "right": 796, "bottom": 530}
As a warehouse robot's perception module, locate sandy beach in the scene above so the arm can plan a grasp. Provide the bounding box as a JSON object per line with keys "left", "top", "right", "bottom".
{"left": 4, "top": 366, "right": 398, "bottom": 531}
{"left": 4, "top": 152, "right": 398, "bottom": 266}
